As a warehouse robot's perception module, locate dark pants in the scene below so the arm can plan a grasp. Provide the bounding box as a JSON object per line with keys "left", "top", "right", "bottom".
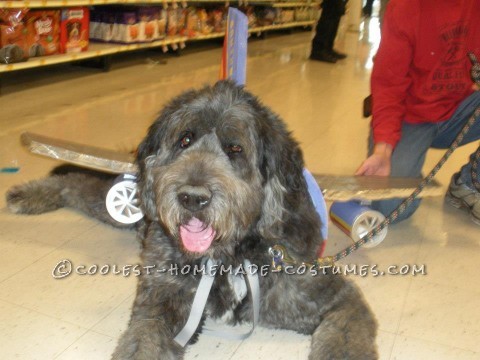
{"left": 311, "top": 11, "right": 342, "bottom": 54}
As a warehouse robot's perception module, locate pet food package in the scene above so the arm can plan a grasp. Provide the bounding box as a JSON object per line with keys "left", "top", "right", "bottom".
{"left": 197, "top": 8, "right": 213, "bottom": 36}
{"left": 89, "top": 9, "right": 103, "bottom": 41}
{"left": 138, "top": 7, "right": 157, "bottom": 42}
{"left": 0, "top": 23, "right": 29, "bottom": 64}
{"left": 181, "top": 7, "right": 199, "bottom": 38}
{"left": 255, "top": 7, "right": 279, "bottom": 26}
{"left": 113, "top": 11, "right": 138, "bottom": 43}
{"left": 90, "top": 8, "right": 117, "bottom": 42}
{"left": 167, "top": 7, "right": 179, "bottom": 37}
{"left": 243, "top": 6, "right": 257, "bottom": 28}
{"left": 0, "top": 9, "right": 29, "bottom": 64}
{"left": 209, "top": 8, "right": 226, "bottom": 33}
{"left": 0, "top": 8, "right": 28, "bottom": 27}
{"left": 178, "top": 8, "right": 187, "bottom": 33}
{"left": 100, "top": 9, "right": 119, "bottom": 42}
{"left": 24, "top": 10, "right": 60, "bottom": 56}
{"left": 279, "top": 10, "right": 294, "bottom": 24}
{"left": 60, "top": 7, "right": 89, "bottom": 53}
{"left": 156, "top": 8, "right": 167, "bottom": 39}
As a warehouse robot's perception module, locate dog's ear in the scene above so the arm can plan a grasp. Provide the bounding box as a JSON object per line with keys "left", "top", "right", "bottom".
{"left": 255, "top": 109, "right": 306, "bottom": 237}
{"left": 255, "top": 107, "right": 323, "bottom": 257}
{"left": 135, "top": 121, "right": 163, "bottom": 221}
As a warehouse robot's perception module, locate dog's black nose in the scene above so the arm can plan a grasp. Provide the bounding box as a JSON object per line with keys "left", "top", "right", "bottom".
{"left": 177, "top": 186, "right": 212, "bottom": 212}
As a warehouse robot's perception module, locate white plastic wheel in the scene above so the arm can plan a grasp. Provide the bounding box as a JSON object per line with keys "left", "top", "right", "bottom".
{"left": 106, "top": 179, "right": 144, "bottom": 224}
{"left": 351, "top": 210, "right": 388, "bottom": 248}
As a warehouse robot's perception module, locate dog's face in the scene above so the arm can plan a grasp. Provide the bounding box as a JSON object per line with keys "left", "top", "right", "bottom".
{"left": 136, "top": 81, "right": 309, "bottom": 259}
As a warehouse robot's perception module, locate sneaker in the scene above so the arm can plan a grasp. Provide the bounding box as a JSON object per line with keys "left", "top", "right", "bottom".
{"left": 445, "top": 173, "right": 480, "bottom": 225}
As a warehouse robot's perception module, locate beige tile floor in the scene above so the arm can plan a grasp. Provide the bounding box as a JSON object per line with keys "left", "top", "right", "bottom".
{"left": 1, "top": 16, "right": 480, "bottom": 360}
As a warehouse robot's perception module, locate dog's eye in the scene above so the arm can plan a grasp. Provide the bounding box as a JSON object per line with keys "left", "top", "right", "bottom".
{"left": 179, "top": 132, "right": 194, "bottom": 148}
{"left": 226, "top": 144, "right": 243, "bottom": 154}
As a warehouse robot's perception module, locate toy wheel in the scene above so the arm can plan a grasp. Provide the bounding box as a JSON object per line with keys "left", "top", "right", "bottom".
{"left": 352, "top": 211, "right": 387, "bottom": 248}
{"left": 106, "top": 180, "right": 144, "bottom": 224}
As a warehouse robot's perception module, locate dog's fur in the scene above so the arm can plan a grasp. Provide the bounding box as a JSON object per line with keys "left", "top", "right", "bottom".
{"left": 6, "top": 81, "right": 377, "bottom": 360}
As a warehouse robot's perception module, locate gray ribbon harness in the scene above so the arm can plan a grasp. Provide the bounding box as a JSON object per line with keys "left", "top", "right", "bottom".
{"left": 174, "top": 258, "right": 260, "bottom": 347}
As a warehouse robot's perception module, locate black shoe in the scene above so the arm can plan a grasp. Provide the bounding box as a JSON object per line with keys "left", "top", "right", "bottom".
{"left": 309, "top": 52, "right": 337, "bottom": 63}
{"left": 331, "top": 50, "right": 347, "bottom": 60}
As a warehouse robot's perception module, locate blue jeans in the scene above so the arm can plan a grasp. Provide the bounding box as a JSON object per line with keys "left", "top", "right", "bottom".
{"left": 369, "top": 91, "right": 480, "bottom": 223}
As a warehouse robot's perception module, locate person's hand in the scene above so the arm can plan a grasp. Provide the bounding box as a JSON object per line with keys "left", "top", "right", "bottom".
{"left": 355, "top": 142, "right": 393, "bottom": 176}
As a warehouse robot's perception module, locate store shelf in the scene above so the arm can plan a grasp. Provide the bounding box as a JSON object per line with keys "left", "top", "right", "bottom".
{"left": 0, "top": 0, "right": 320, "bottom": 7}
{"left": 190, "top": 20, "right": 316, "bottom": 41}
{"left": 0, "top": 37, "right": 187, "bottom": 73}
{"left": 250, "top": 20, "right": 314, "bottom": 32}
{"left": 0, "top": 0, "right": 284, "bottom": 8}
{"left": 0, "top": 20, "right": 314, "bottom": 73}
{"left": 1, "top": 0, "right": 163, "bottom": 8}
{"left": 272, "top": 2, "right": 318, "bottom": 7}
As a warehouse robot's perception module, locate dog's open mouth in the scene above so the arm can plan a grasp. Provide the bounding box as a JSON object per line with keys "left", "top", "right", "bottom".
{"left": 179, "top": 217, "right": 216, "bottom": 253}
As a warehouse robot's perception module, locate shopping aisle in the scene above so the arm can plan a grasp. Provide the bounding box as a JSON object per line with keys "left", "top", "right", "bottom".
{"left": 1, "top": 19, "right": 479, "bottom": 360}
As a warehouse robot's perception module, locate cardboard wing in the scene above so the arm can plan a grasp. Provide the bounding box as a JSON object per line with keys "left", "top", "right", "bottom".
{"left": 21, "top": 132, "right": 442, "bottom": 200}
{"left": 21, "top": 132, "right": 137, "bottom": 174}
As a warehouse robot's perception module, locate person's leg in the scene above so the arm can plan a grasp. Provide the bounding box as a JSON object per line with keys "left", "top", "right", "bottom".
{"left": 431, "top": 91, "right": 480, "bottom": 223}
{"left": 363, "top": 0, "right": 375, "bottom": 17}
{"left": 311, "top": 12, "right": 330, "bottom": 56}
{"left": 369, "top": 122, "right": 437, "bottom": 223}
{"left": 310, "top": 12, "right": 339, "bottom": 63}
{"left": 325, "top": 15, "right": 347, "bottom": 59}
{"left": 431, "top": 91, "right": 480, "bottom": 188}
{"left": 326, "top": 16, "right": 342, "bottom": 52}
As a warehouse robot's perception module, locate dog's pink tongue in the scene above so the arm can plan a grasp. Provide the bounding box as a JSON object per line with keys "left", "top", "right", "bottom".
{"left": 179, "top": 218, "right": 216, "bottom": 253}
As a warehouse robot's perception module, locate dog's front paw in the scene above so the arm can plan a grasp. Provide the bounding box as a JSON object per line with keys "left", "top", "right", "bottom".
{"left": 6, "top": 180, "right": 63, "bottom": 214}
{"left": 112, "top": 321, "right": 184, "bottom": 360}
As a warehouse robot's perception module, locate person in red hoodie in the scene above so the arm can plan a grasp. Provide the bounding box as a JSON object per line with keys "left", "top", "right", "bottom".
{"left": 356, "top": 0, "right": 480, "bottom": 224}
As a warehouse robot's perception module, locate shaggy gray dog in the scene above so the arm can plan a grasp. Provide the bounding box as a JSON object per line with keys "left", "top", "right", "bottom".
{"left": 6, "top": 81, "right": 377, "bottom": 360}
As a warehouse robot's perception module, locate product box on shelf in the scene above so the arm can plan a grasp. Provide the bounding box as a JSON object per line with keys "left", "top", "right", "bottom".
{"left": 294, "top": 8, "right": 315, "bottom": 22}
{"left": 24, "top": 10, "right": 60, "bottom": 56}
{"left": 0, "top": 23, "right": 30, "bottom": 63}
{"left": 156, "top": 8, "right": 167, "bottom": 39}
{"left": 105, "top": 10, "right": 118, "bottom": 42}
{"left": 209, "top": 8, "right": 226, "bottom": 33}
{"left": 90, "top": 9, "right": 115, "bottom": 42}
{"left": 113, "top": 11, "right": 138, "bottom": 43}
{"left": 60, "top": 7, "right": 89, "bottom": 53}
{"left": 181, "top": 8, "right": 214, "bottom": 38}
{"left": 255, "top": 7, "right": 280, "bottom": 26}
{"left": 138, "top": 7, "right": 157, "bottom": 42}
{"left": 0, "top": 9, "right": 29, "bottom": 63}
{"left": 166, "top": 7, "right": 178, "bottom": 37}
{"left": 89, "top": 10, "right": 101, "bottom": 41}
{"left": 279, "top": 10, "right": 295, "bottom": 23}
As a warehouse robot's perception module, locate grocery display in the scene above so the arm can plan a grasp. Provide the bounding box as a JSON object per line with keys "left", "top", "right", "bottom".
{"left": 0, "top": 1, "right": 319, "bottom": 72}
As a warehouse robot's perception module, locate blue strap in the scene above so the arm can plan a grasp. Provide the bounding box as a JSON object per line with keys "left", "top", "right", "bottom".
{"left": 303, "top": 168, "right": 328, "bottom": 240}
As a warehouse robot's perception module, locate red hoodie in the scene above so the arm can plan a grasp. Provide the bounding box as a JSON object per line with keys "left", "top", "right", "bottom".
{"left": 371, "top": 0, "right": 480, "bottom": 148}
